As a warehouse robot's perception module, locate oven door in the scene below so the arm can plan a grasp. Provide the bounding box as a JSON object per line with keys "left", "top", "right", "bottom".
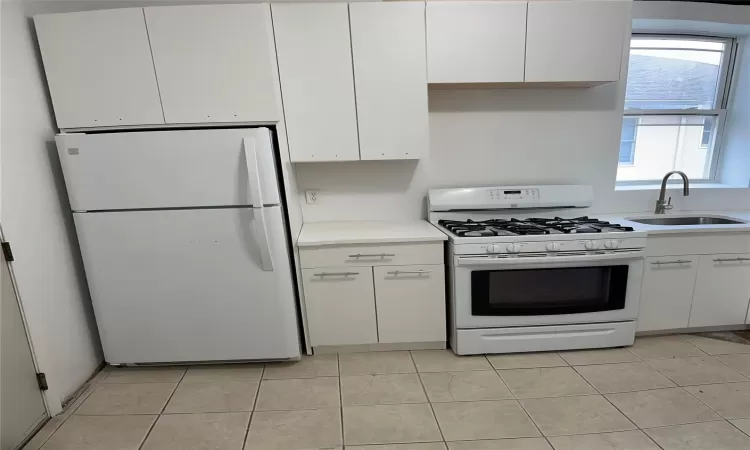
{"left": 453, "top": 251, "right": 644, "bottom": 329}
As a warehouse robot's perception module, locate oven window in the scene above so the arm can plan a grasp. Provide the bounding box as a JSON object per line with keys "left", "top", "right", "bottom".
{"left": 471, "top": 266, "right": 629, "bottom": 316}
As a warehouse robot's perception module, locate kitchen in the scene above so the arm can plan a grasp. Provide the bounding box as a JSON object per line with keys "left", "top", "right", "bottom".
{"left": 2, "top": 0, "right": 750, "bottom": 449}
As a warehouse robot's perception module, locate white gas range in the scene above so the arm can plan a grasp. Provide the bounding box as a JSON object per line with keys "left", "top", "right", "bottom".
{"left": 428, "top": 185, "right": 647, "bottom": 355}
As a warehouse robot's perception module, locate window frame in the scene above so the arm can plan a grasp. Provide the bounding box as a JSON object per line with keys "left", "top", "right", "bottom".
{"left": 618, "top": 33, "right": 737, "bottom": 185}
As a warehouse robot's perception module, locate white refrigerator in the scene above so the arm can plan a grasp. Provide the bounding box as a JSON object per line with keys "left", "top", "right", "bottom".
{"left": 56, "top": 128, "right": 301, "bottom": 364}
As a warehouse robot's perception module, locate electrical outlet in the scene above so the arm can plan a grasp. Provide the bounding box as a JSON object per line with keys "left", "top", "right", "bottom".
{"left": 305, "top": 190, "right": 319, "bottom": 204}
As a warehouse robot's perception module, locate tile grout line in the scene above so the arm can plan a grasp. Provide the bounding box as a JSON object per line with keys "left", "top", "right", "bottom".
{"left": 728, "top": 418, "right": 750, "bottom": 438}
{"left": 641, "top": 353, "right": 749, "bottom": 387}
{"left": 562, "top": 358, "right": 645, "bottom": 435}
{"left": 242, "top": 363, "right": 266, "bottom": 450}
{"left": 337, "top": 353, "right": 345, "bottom": 449}
{"left": 641, "top": 418, "right": 734, "bottom": 433}
{"left": 410, "top": 350, "right": 448, "bottom": 445}
{"left": 677, "top": 382, "right": 734, "bottom": 421}
{"left": 136, "top": 366, "right": 188, "bottom": 450}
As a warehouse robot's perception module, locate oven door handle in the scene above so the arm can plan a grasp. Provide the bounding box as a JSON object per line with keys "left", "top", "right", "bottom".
{"left": 456, "top": 252, "right": 644, "bottom": 267}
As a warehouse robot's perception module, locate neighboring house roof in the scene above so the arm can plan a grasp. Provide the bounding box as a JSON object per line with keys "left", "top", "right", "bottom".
{"left": 625, "top": 54, "right": 718, "bottom": 109}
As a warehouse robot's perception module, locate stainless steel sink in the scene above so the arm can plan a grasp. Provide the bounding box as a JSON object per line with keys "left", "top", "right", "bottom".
{"left": 629, "top": 216, "right": 746, "bottom": 226}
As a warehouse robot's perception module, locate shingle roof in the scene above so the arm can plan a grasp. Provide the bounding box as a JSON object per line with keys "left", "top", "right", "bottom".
{"left": 625, "top": 54, "right": 718, "bottom": 109}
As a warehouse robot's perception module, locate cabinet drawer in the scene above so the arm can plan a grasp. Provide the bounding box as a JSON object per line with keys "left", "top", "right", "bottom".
{"left": 302, "top": 267, "right": 377, "bottom": 347}
{"left": 300, "top": 243, "right": 443, "bottom": 268}
{"left": 374, "top": 265, "right": 446, "bottom": 344}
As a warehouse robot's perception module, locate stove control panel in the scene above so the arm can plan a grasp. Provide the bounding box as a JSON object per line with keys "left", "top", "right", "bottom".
{"left": 460, "top": 237, "right": 647, "bottom": 256}
{"left": 487, "top": 188, "right": 540, "bottom": 202}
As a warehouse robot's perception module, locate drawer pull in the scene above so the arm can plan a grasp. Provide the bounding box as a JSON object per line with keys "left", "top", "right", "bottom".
{"left": 349, "top": 253, "right": 396, "bottom": 258}
{"left": 652, "top": 260, "right": 691, "bottom": 265}
{"left": 713, "top": 257, "right": 750, "bottom": 262}
{"left": 386, "top": 270, "right": 432, "bottom": 275}
{"left": 313, "top": 272, "right": 359, "bottom": 277}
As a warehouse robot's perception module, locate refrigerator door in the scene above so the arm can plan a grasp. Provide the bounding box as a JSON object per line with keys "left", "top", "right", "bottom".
{"left": 74, "top": 206, "right": 300, "bottom": 363}
{"left": 56, "top": 128, "right": 280, "bottom": 211}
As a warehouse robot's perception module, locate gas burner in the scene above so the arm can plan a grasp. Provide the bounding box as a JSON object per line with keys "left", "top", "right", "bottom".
{"left": 438, "top": 216, "right": 634, "bottom": 237}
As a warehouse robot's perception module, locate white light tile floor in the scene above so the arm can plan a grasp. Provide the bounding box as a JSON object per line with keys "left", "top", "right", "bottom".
{"left": 26, "top": 334, "right": 750, "bottom": 450}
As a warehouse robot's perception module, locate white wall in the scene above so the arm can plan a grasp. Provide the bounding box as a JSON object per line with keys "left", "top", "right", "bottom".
{"left": 1, "top": 1, "right": 103, "bottom": 414}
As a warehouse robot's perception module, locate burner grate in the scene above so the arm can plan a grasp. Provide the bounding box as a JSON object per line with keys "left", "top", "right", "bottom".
{"left": 438, "top": 216, "right": 634, "bottom": 237}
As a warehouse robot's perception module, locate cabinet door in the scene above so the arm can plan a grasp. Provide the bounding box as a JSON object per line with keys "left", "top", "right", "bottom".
{"left": 374, "top": 265, "right": 446, "bottom": 344}
{"left": 145, "top": 4, "right": 279, "bottom": 124}
{"left": 34, "top": 9, "right": 164, "bottom": 128}
{"left": 350, "top": 2, "right": 428, "bottom": 160}
{"left": 272, "top": 3, "right": 359, "bottom": 162}
{"left": 637, "top": 256, "right": 699, "bottom": 332}
{"left": 426, "top": 1, "right": 527, "bottom": 83}
{"left": 302, "top": 267, "right": 377, "bottom": 346}
{"left": 525, "top": 0, "right": 631, "bottom": 83}
{"left": 690, "top": 254, "right": 750, "bottom": 328}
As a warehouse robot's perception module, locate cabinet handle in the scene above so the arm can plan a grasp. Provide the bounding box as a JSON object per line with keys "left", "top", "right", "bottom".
{"left": 348, "top": 253, "right": 395, "bottom": 258}
{"left": 386, "top": 269, "right": 432, "bottom": 275}
{"left": 313, "top": 272, "right": 359, "bottom": 277}
{"left": 652, "top": 260, "right": 691, "bottom": 265}
{"left": 713, "top": 257, "right": 750, "bottom": 262}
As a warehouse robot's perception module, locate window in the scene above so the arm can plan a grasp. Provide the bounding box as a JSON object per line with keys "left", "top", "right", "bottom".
{"left": 617, "top": 36, "right": 734, "bottom": 183}
{"left": 619, "top": 118, "right": 639, "bottom": 165}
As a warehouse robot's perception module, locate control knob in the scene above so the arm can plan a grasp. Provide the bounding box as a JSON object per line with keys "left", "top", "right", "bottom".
{"left": 604, "top": 240, "right": 620, "bottom": 249}
{"left": 546, "top": 242, "right": 560, "bottom": 251}
{"left": 486, "top": 244, "right": 501, "bottom": 254}
{"left": 506, "top": 243, "right": 522, "bottom": 253}
{"left": 584, "top": 241, "right": 598, "bottom": 250}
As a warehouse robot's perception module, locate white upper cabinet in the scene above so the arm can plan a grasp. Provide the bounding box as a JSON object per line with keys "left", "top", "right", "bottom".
{"left": 525, "top": 0, "right": 631, "bottom": 84}
{"left": 272, "top": 3, "right": 359, "bottom": 162}
{"left": 144, "top": 4, "right": 279, "bottom": 124}
{"left": 426, "top": 1, "right": 527, "bottom": 84}
{"left": 34, "top": 9, "right": 164, "bottom": 129}
{"left": 689, "top": 254, "right": 750, "bottom": 328}
{"left": 350, "top": 2, "right": 428, "bottom": 160}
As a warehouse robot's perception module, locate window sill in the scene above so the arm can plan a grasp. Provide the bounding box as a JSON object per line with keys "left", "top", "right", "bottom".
{"left": 615, "top": 183, "right": 749, "bottom": 191}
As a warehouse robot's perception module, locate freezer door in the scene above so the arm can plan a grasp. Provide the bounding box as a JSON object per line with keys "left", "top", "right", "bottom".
{"left": 74, "top": 206, "right": 300, "bottom": 363}
{"left": 56, "top": 128, "right": 280, "bottom": 211}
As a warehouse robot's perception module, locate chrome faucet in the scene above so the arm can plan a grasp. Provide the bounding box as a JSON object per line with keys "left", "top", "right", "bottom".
{"left": 655, "top": 171, "right": 690, "bottom": 214}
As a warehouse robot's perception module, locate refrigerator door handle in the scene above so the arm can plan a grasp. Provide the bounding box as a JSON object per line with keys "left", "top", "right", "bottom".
{"left": 253, "top": 207, "right": 275, "bottom": 272}
{"left": 243, "top": 137, "right": 264, "bottom": 207}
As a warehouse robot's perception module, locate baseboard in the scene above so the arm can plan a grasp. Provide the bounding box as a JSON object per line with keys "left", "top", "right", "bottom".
{"left": 313, "top": 341, "right": 446, "bottom": 354}
{"left": 636, "top": 325, "right": 750, "bottom": 337}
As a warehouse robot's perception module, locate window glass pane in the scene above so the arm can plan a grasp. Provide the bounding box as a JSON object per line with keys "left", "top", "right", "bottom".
{"left": 701, "top": 117, "right": 713, "bottom": 147}
{"left": 622, "top": 118, "right": 638, "bottom": 139}
{"left": 616, "top": 115, "right": 717, "bottom": 181}
{"left": 625, "top": 38, "right": 724, "bottom": 110}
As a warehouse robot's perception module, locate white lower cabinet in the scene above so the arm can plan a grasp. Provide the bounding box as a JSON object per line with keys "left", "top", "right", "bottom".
{"left": 302, "top": 267, "right": 377, "bottom": 346}
{"left": 374, "top": 265, "right": 446, "bottom": 344}
{"left": 638, "top": 256, "right": 699, "bottom": 332}
{"left": 689, "top": 254, "right": 750, "bottom": 328}
{"left": 300, "top": 242, "right": 446, "bottom": 348}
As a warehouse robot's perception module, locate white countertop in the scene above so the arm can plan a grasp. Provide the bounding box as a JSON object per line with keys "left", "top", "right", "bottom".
{"left": 297, "top": 220, "right": 448, "bottom": 247}
{"left": 601, "top": 211, "right": 750, "bottom": 235}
